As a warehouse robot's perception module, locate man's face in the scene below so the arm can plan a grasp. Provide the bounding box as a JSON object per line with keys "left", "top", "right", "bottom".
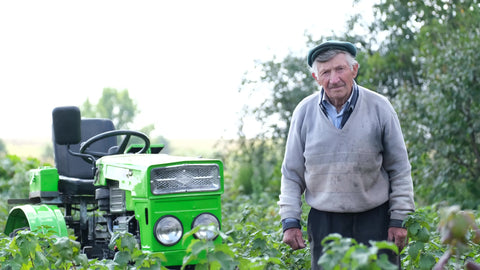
{"left": 313, "top": 53, "right": 358, "bottom": 103}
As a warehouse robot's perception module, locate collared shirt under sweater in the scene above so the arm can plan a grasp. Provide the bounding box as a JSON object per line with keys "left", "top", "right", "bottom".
{"left": 278, "top": 84, "right": 415, "bottom": 225}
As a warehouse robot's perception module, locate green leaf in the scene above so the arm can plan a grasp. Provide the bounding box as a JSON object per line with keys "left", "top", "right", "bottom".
{"left": 212, "top": 243, "right": 235, "bottom": 257}
{"left": 321, "top": 233, "right": 343, "bottom": 246}
{"left": 53, "top": 237, "right": 80, "bottom": 259}
{"left": 74, "top": 253, "right": 89, "bottom": 268}
{"left": 373, "top": 241, "right": 398, "bottom": 254}
{"left": 32, "top": 250, "right": 49, "bottom": 269}
{"left": 416, "top": 227, "right": 430, "bottom": 243}
{"left": 188, "top": 239, "right": 207, "bottom": 256}
{"left": 108, "top": 232, "right": 121, "bottom": 250}
{"left": 349, "top": 246, "right": 372, "bottom": 266}
{"left": 119, "top": 233, "right": 138, "bottom": 251}
{"left": 408, "top": 222, "right": 421, "bottom": 237}
{"left": 208, "top": 251, "right": 237, "bottom": 269}
{"left": 14, "top": 231, "right": 38, "bottom": 258}
{"left": 114, "top": 250, "right": 132, "bottom": 266}
{"left": 376, "top": 254, "right": 398, "bottom": 270}
{"left": 418, "top": 253, "right": 436, "bottom": 270}
{"left": 407, "top": 241, "right": 424, "bottom": 260}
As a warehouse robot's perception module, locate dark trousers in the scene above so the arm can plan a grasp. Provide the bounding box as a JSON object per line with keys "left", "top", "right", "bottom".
{"left": 307, "top": 202, "right": 400, "bottom": 270}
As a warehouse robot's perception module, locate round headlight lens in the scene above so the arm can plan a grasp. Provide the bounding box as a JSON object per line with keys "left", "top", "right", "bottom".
{"left": 154, "top": 216, "right": 183, "bottom": 246}
{"left": 192, "top": 213, "right": 220, "bottom": 240}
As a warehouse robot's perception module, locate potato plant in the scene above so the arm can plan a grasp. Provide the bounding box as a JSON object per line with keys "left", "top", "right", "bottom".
{"left": 0, "top": 191, "right": 479, "bottom": 269}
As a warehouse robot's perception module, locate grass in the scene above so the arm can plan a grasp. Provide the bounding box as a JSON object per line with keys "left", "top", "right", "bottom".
{"left": 4, "top": 138, "right": 50, "bottom": 159}
{"left": 3, "top": 137, "right": 222, "bottom": 161}
{"left": 165, "top": 138, "right": 221, "bottom": 157}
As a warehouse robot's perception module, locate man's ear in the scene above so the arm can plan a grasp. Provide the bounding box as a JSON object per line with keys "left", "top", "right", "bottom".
{"left": 352, "top": 63, "right": 359, "bottom": 78}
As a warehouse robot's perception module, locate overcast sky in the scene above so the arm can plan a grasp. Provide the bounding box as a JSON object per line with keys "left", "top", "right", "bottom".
{"left": 0, "top": 0, "right": 374, "bottom": 141}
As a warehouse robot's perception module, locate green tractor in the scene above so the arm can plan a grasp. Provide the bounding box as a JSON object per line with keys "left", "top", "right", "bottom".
{"left": 4, "top": 106, "right": 224, "bottom": 268}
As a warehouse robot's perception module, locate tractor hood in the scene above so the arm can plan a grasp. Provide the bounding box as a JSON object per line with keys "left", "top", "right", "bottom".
{"left": 94, "top": 154, "right": 224, "bottom": 197}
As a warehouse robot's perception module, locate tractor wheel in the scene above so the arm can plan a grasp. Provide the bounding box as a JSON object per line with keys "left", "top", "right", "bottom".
{"left": 9, "top": 226, "right": 30, "bottom": 238}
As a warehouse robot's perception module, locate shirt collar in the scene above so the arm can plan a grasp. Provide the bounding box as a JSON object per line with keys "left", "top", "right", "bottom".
{"left": 319, "top": 81, "right": 358, "bottom": 110}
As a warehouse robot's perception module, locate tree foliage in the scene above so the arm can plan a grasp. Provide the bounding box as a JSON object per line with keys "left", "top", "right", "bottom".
{"left": 0, "top": 139, "right": 6, "bottom": 155}
{"left": 81, "top": 87, "right": 139, "bottom": 130}
{"left": 0, "top": 155, "right": 46, "bottom": 229}
{"left": 230, "top": 48, "right": 320, "bottom": 196}
{"left": 80, "top": 88, "right": 170, "bottom": 149}
{"left": 366, "top": 0, "right": 480, "bottom": 207}
{"left": 241, "top": 54, "right": 318, "bottom": 144}
{"left": 409, "top": 27, "right": 480, "bottom": 207}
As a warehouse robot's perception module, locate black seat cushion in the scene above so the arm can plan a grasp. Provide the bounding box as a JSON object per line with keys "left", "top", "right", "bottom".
{"left": 53, "top": 118, "right": 116, "bottom": 195}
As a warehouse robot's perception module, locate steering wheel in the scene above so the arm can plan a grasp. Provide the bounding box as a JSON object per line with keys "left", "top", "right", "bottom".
{"left": 79, "top": 130, "right": 150, "bottom": 163}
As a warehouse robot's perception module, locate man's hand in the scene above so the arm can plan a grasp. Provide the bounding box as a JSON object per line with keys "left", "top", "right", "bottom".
{"left": 282, "top": 228, "right": 306, "bottom": 250}
{"left": 388, "top": 227, "right": 408, "bottom": 252}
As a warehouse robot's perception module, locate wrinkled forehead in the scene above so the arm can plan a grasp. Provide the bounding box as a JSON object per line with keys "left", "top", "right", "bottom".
{"left": 316, "top": 54, "right": 349, "bottom": 71}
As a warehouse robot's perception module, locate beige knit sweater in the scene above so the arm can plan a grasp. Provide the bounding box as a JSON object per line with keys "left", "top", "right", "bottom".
{"left": 278, "top": 86, "right": 415, "bottom": 223}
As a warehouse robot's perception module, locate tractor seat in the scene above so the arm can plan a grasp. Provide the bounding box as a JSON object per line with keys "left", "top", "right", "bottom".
{"left": 53, "top": 118, "right": 116, "bottom": 195}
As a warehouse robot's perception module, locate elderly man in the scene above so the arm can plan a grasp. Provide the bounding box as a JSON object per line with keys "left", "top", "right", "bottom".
{"left": 278, "top": 40, "right": 415, "bottom": 269}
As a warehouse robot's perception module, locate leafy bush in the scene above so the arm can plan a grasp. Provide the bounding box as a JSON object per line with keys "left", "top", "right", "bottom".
{"left": 181, "top": 226, "right": 237, "bottom": 269}
{"left": 220, "top": 194, "right": 480, "bottom": 269}
{"left": 0, "top": 155, "right": 49, "bottom": 229}
{"left": 403, "top": 205, "right": 480, "bottom": 270}
{"left": 221, "top": 193, "right": 310, "bottom": 269}
{"left": 1, "top": 156, "right": 479, "bottom": 269}
{"left": 108, "top": 231, "right": 166, "bottom": 269}
{"left": 0, "top": 228, "right": 89, "bottom": 269}
{"left": 0, "top": 228, "right": 166, "bottom": 270}
{"left": 318, "top": 233, "right": 398, "bottom": 270}
{"left": 0, "top": 198, "right": 479, "bottom": 269}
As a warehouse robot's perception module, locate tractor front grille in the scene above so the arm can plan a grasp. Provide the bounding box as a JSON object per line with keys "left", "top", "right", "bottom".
{"left": 150, "top": 164, "right": 220, "bottom": 195}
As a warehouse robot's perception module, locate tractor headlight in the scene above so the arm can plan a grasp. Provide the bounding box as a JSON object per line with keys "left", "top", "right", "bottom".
{"left": 154, "top": 216, "right": 183, "bottom": 246}
{"left": 192, "top": 213, "right": 219, "bottom": 240}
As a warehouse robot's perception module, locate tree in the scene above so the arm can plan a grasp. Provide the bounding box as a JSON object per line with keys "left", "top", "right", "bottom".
{"left": 406, "top": 27, "right": 480, "bottom": 207}
{"left": 81, "top": 88, "right": 139, "bottom": 129}
{"left": 80, "top": 88, "right": 172, "bottom": 154}
{"left": 229, "top": 53, "right": 318, "bottom": 196}
{"left": 366, "top": 0, "right": 480, "bottom": 207}
{"left": 0, "top": 139, "right": 6, "bottom": 155}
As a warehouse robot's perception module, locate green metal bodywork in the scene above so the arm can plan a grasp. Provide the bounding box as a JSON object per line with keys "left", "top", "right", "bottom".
{"left": 5, "top": 151, "right": 224, "bottom": 267}
{"left": 95, "top": 154, "right": 224, "bottom": 265}
{"left": 28, "top": 167, "right": 59, "bottom": 198}
{"left": 95, "top": 154, "right": 224, "bottom": 192}
{"left": 4, "top": 204, "right": 68, "bottom": 237}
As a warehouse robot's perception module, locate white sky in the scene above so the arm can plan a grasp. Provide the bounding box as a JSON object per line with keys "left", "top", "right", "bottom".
{"left": 0, "top": 0, "right": 374, "bottom": 141}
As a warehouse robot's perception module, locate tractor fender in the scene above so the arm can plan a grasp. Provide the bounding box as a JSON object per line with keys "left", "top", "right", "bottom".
{"left": 4, "top": 204, "right": 68, "bottom": 237}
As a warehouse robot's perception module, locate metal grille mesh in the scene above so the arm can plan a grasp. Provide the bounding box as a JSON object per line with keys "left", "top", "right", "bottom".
{"left": 150, "top": 164, "right": 220, "bottom": 195}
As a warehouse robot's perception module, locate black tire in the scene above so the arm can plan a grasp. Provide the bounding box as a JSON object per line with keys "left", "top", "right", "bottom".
{"left": 9, "top": 226, "right": 30, "bottom": 238}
